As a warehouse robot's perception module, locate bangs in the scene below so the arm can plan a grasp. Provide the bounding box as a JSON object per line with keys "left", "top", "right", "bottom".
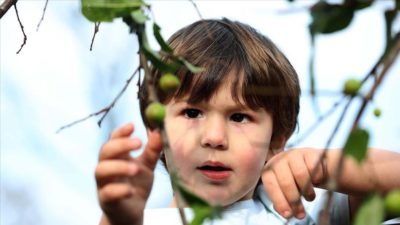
{"left": 167, "top": 20, "right": 274, "bottom": 110}
{"left": 173, "top": 61, "right": 245, "bottom": 107}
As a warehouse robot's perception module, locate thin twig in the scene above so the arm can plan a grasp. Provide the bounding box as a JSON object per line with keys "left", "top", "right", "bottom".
{"left": 0, "top": 0, "right": 17, "bottom": 18}
{"left": 335, "top": 33, "right": 400, "bottom": 183}
{"left": 287, "top": 96, "right": 346, "bottom": 148}
{"left": 56, "top": 108, "right": 108, "bottom": 133}
{"left": 36, "top": 0, "right": 49, "bottom": 31}
{"left": 284, "top": 34, "right": 400, "bottom": 224}
{"left": 90, "top": 22, "right": 101, "bottom": 51}
{"left": 188, "top": 0, "right": 203, "bottom": 20}
{"left": 56, "top": 66, "right": 140, "bottom": 133}
{"left": 139, "top": 48, "right": 188, "bottom": 225}
{"left": 284, "top": 97, "right": 353, "bottom": 224}
{"left": 315, "top": 33, "right": 400, "bottom": 225}
{"left": 14, "top": 3, "right": 26, "bottom": 54}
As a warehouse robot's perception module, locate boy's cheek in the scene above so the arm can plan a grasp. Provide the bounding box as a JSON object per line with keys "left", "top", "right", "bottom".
{"left": 238, "top": 150, "right": 268, "bottom": 173}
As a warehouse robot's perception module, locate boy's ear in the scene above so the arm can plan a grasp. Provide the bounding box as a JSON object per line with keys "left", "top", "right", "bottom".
{"left": 266, "top": 135, "right": 286, "bottom": 162}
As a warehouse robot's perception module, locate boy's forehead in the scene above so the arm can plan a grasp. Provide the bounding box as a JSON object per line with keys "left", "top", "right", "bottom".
{"left": 170, "top": 82, "right": 252, "bottom": 109}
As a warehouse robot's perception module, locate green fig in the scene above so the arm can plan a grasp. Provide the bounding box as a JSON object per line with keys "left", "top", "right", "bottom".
{"left": 385, "top": 189, "right": 400, "bottom": 216}
{"left": 145, "top": 102, "right": 165, "bottom": 127}
{"left": 159, "top": 73, "right": 180, "bottom": 93}
{"left": 373, "top": 108, "right": 381, "bottom": 117}
{"left": 343, "top": 78, "right": 362, "bottom": 96}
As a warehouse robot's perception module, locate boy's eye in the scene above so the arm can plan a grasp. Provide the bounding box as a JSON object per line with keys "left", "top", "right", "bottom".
{"left": 184, "top": 108, "right": 202, "bottom": 118}
{"left": 230, "top": 113, "right": 250, "bottom": 123}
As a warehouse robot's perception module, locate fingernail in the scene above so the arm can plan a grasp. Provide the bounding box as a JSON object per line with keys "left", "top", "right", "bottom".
{"left": 283, "top": 210, "right": 292, "bottom": 218}
{"left": 297, "top": 211, "right": 305, "bottom": 219}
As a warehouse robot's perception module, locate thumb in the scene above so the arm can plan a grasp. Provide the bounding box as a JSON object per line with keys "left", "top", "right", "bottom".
{"left": 141, "top": 129, "right": 163, "bottom": 170}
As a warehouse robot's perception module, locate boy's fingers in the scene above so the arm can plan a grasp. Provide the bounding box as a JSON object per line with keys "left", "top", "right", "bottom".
{"left": 289, "top": 156, "right": 316, "bottom": 201}
{"left": 100, "top": 138, "right": 142, "bottom": 161}
{"left": 140, "top": 130, "right": 163, "bottom": 170}
{"left": 110, "top": 123, "right": 134, "bottom": 139}
{"left": 274, "top": 162, "right": 301, "bottom": 203}
{"left": 305, "top": 154, "right": 326, "bottom": 185}
{"left": 273, "top": 162, "right": 306, "bottom": 219}
{"left": 262, "top": 171, "right": 292, "bottom": 218}
{"left": 95, "top": 160, "right": 139, "bottom": 187}
{"left": 98, "top": 183, "right": 133, "bottom": 204}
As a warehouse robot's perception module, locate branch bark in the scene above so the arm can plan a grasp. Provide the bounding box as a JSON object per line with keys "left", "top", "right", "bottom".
{"left": 0, "top": 0, "right": 18, "bottom": 19}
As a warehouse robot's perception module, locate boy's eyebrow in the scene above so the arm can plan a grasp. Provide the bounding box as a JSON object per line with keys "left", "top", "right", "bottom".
{"left": 172, "top": 98, "right": 257, "bottom": 112}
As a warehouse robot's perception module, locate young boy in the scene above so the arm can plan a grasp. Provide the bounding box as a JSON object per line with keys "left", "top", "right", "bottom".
{"left": 95, "top": 19, "right": 400, "bottom": 225}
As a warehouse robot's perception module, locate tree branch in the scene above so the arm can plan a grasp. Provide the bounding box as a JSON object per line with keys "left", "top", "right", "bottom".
{"left": 188, "top": 0, "right": 203, "bottom": 20}
{"left": 90, "top": 22, "right": 101, "bottom": 51}
{"left": 0, "top": 0, "right": 17, "bottom": 19}
{"left": 14, "top": 3, "right": 26, "bottom": 54}
{"left": 56, "top": 66, "right": 140, "bottom": 133}
{"left": 36, "top": 0, "right": 49, "bottom": 31}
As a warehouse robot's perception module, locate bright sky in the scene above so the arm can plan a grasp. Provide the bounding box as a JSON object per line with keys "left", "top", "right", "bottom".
{"left": 1, "top": 1, "right": 399, "bottom": 225}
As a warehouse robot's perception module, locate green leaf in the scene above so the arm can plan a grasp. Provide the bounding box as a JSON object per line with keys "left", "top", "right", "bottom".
{"left": 176, "top": 181, "right": 209, "bottom": 207}
{"left": 190, "top": 205, "right": 222, "bottom": 225}
{"left": 171, "top": 174, "right": 222, "bottom": 225}
{"left": 309, "top": 1, "right": 354, "bottom": 35}
{"left": 354, "top": 194, "right": 384, "bottom": 225}
{"left": 179, "top": 58, "right": 204, "bottom": 74}
{"left": 343, "top": 128, "right": 369, "bottom": 163}
{"left": 344, "top": 0, "right": 374, "bottom": 10}
{"left": 141, "top": 33, "right": 179, "bottom": 73}
{"left": 131, "top": 9, "right": 148, "bottom": 24}
{"left": 153, "top": 23, "right": 173, "bottom": 53}
{"left": 81, "top": 0, "right": 144, "bottom": 22}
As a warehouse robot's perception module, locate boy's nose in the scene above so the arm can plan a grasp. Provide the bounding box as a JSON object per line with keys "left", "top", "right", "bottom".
{"left": 200, "top": 117, "right": 228, "bottom": 150}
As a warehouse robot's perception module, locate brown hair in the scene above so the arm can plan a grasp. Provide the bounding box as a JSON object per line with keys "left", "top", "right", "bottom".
{"left": 139, "top": 18, "right": 300, "bottom": 144}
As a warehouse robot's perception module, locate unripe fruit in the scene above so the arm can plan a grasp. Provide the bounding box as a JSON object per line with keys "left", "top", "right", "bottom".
{"left": 384, "top": 189, "right": 400, "bottom": 216}
{"left": 373, "top": 108, "right": 381, "bottom": 117}
{"left": 159, "top": 73, "right": 180, "bottom": 93}
{"left": 343, "top": 78, "right": 362, "bottom": 96}
{"left": 145, "top": 102, "right": 165, "bottom": 127}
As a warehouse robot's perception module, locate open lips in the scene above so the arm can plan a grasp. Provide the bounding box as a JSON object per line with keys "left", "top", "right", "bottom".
{"left": 197, "top": 161, "right": 232, "bottom": 180}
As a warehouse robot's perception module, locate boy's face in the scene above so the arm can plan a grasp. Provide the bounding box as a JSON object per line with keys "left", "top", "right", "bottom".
{"left": 164, "top": 73, "right": 281, "bottom": 206}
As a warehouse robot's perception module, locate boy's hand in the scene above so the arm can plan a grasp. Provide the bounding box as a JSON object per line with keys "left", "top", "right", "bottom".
{"left": 262, "top": 148, "right": 326, "bottom": 220}
{"left": 95, "top": 123, "right": 162, "bottom": 225}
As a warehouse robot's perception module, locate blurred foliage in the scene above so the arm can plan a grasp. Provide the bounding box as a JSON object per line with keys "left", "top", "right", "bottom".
{"left": 78, "top": 0, "right": 399, "bottom": 224}
{"left": 354, "top": 194, "right": 384, "bottom": 225}
{"left": 343, "top": 128, "right": 369, "bottom": 163}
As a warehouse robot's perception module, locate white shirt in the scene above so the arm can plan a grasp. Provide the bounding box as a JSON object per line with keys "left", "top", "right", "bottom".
{"left": 143, "top": 185, "right": 350, "bottom": 225}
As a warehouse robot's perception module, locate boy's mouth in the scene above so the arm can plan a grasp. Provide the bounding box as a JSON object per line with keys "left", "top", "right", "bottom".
{"left": 197, "top": 161, "right": 232, "bottom": 180}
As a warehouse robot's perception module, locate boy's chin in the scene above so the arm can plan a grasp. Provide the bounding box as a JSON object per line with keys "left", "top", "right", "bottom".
{"left": 192, "top": 190, "right": 239, "bottom": 207}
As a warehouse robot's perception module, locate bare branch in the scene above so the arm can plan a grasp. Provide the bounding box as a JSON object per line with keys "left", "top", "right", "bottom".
{"left": 96, "top": 65, "right": 138, "bottom": 127}
{"left": 139, "top": 45, "right": 188, "bottom": 225}
{"left": 0, "top": 0, "right": 17, "bottom": 19}
{"left": 188, "top": 0, "right": 203, "bottom": 20}
{"left": 287, "top": 96, "right": 346, "bottom": 148}
{"left": 14, "top": 3, "right": 26, "bottom": 54}
{"left": 56, "top": 108, "right": 108, "bottom": 133}
{"left": 36, "top": 0, "right": 49, "bottom": 31}
{"left": 334, "top": 33, "right": 400, "bottom": 181}
{"left": 56, "top": 66, "right": 140, "bottom": 133}
{"left": 90, "top": 22, "right": 101, "bottom": 51}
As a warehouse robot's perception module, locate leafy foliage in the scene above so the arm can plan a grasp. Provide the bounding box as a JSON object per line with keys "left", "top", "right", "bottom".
{"left": 343, "top": 128, "right": 369, "bottom": 163}
{"left": 354, "top": 194, "right": 384, "bottom": 225}
{"left": 76, "top": 1, "right": 399, "bottom": 225}
{"left": 173, "top": 175, "right": 223, "bottom": 225}
{"left": 309, "top": 2, "right": 354, "bottom": 35}
{"left": 81, "top": 0, "right": 145, "bottom": 22}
